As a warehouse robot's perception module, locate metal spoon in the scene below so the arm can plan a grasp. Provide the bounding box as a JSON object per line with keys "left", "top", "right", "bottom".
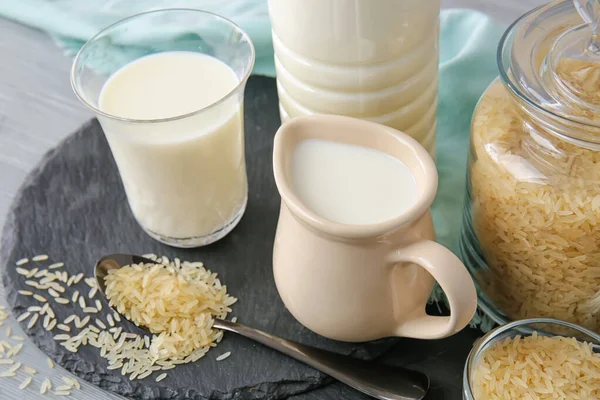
{"left": 94, "top": 254, "right": 429, "bottom": 400}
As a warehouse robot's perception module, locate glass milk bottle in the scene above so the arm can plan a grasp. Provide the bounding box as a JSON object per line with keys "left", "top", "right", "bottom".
{"left": 268, "top": 0, "right": 441, "bottom": 156}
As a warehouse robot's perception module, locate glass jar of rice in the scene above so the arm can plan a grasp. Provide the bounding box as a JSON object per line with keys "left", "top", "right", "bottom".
{"left": 460, "top": 0, "right": 600, "bottom": 332}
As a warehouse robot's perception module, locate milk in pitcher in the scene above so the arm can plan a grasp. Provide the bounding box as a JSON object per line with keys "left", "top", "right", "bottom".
{"left": 292, "top": 139, "right": 418, "bottom": 225}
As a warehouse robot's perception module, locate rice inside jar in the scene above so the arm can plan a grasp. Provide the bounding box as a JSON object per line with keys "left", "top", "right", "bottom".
{"left": 460, "top": 0, "right": 600, "bottom": 332}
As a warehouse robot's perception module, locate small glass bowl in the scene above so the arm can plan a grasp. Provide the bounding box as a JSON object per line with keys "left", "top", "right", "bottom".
{"left": 463, "top": 318, "right": 600, "bottom": 400}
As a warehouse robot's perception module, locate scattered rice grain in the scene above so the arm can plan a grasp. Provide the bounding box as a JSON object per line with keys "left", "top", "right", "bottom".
{"left": 33, "top": 294, "right": 47, "bottom": 303}
{"left": 47, "top": 319, "right": 57, "bottom": 331}
{"left": 27, "top": 314, "right": 39, "bottom": 329}
{"left": 156, "top": 373, "right": 167, "bottom": 382}
{"left": 19, "top": 376, "right": 32, "bottom": 390}
{"left": 23, "top": 366, "right": 36, "bottom": 374}
{"left": 16, "top": 312, "right": 31, "bottom": 322}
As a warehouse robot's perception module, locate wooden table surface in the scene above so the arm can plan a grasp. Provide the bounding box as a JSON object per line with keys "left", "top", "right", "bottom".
{"left": 0, "top": 1, "right": 547, "bottom": 399}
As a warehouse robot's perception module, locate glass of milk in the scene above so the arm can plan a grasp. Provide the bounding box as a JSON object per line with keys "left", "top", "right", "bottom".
{"left": 71, "top": 10, "right": 255, "bottom": 248}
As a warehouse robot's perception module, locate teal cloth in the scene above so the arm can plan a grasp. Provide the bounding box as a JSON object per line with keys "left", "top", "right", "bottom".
{"left": 0, "top": 2, "right": 506, "bottom": 329}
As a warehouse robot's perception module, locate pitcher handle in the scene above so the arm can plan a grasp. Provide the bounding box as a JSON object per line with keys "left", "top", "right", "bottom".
{"left": 388, "top": 240, "right": 477, "bottom": 339}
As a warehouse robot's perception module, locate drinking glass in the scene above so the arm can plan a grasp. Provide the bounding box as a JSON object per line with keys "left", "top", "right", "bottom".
{"left": 71, "top": 9, "right": 255, "bottom": 248}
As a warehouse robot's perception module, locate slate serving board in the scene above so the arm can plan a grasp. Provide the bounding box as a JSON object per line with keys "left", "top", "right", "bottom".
{"left": 1, "top": 76, "right": 482, "bottom": 400}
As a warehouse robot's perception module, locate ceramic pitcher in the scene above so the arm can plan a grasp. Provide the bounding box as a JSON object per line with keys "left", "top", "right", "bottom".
{"left": 272, "top": 115, "right": 477, "bottom": 342}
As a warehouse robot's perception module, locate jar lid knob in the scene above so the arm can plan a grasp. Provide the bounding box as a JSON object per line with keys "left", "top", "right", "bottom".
{"left": 545, "top": 0, "right": 600, "bottom": 112}
{"left": 573, "top": 0, "right": 600, "bottom": 55}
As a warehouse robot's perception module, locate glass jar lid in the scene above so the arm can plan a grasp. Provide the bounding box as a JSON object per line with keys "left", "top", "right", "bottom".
{"left": 500, "top": 0, "right": 600, "bottom": 132}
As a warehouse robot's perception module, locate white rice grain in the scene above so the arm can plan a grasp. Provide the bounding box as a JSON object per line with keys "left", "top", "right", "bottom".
{"left": 34, "top": 269, "right": 49, "bottom": 278}
{"left": 16, "top": 312, "right": 31, "bottom": 322}
{"left": 40, "top": 378, "right": 51, "bottom": 394}
{"left": 74, "top": 273, "right": 84, "bottom": 284}
{"left": 26, "top": 268, "right": 39, "bottom": 278}
{"left": 216, "top": 351, "right": 231, "bottom": 361}
{"left": 19, "top": 376, "right": 32, "bottom": 389}
{"left": 64, "top": 377, "right": 80, "bottom": 389}
{"left": 23, "top": 366, "right": 36, "bottom": 374}
{"left": 47, "top": 319, "right": 57, "bottom": 331}
{"left": 33, "top": 294, "right": 47, "bottom": 303}
{"left": 9, "top": 362, "right": 22, "bottom": 373}
{"left": 27, "top": 314, "right": 39, "bottom": 329}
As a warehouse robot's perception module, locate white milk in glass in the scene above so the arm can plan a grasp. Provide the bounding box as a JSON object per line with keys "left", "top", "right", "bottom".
{"left": 292, "top": 139, "right": 418, "bottom": 225}
{"left": 98, "top": 51, "right": 246, "bottom": 242}
{"left": 269, "top": 0, "right": 440, "bottom": 156}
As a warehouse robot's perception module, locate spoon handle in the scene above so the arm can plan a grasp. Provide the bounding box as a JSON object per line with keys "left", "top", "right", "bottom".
{"left": 213, "top": 319, "right": 429, "bottom": 400}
